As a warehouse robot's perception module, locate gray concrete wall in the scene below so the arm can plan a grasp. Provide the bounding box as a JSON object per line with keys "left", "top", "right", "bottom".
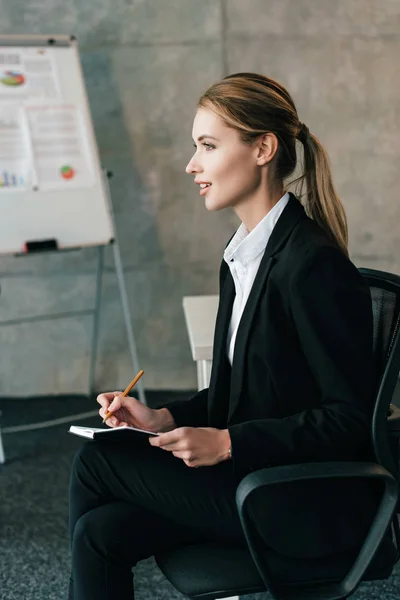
{"left": 0, "top": 0, "right": 399, "bottom": 395}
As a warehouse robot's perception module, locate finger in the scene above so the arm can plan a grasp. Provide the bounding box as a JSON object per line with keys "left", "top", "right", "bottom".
{"left": 107, "top": 416, "right": 120, "bottom": 428}
{"left": 150, "top": 442, "right": 176, "bottom": 452}
{"left": 172, "top": 450, "right": 195, "bottom": 461}
{"left": 99, "top": 406, "right": 116, "bottom": 422}
{"left": 100, "top": 407, "right": 113, "bottom": 422}
{"left": 155, "top": 428, "right": 185, "bottom": 446}
{"left": 100, "top": 411, "right": 115, "bottom": 428}
{"left": 96, "top": 392, "right": 118, "bottom": 406}
{"left": 107, "top": 395, "right": 124, "bottom": 413}
{"left": 149, "top": 437, "right": 181, "bottom": 450}
{"left": 120, "top": 394, "right": 139, "bottom": 407}
{"left": 101, "top": 410, "right": 121, "bottom": 427}
{"left": 159, "top": 442, "right": 186, "bottom": 451}
{"left": 96, "top": 396, "right": 111, "bottom": 411}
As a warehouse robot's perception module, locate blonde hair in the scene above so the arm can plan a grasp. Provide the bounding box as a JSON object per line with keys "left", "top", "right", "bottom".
{"left": 199, "top": 73, "right": 348, "bottom": 256}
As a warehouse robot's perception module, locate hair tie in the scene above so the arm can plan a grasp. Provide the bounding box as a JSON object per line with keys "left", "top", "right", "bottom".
{"left": 297, "top": 122, "right": 309, "bottom": 144}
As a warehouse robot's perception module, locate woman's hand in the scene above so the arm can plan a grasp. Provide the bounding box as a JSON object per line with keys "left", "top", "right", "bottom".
{"left": 149, "top": 426, "right": 231, "bottom": 467}
{"left": 96, "top": 392, "right": 176, "bottom": 432}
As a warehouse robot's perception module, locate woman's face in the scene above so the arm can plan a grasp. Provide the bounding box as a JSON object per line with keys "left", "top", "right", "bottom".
{"left": 186, "top": 107, "right": 261, "bottom": 212}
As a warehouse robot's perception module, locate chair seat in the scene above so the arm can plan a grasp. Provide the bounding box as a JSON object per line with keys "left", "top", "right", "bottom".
{"left": 155, "top": 536, "right": 397, "bottom": 600}
{"left": 157, "top": 543, "right": 264, "bottom": 599}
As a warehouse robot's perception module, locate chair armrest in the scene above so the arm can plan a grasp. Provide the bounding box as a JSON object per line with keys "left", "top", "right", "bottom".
{"left": 237, "top": 461, "right": 395, "bottom": 498}
{"left": 236, "top": 462, "right": 399, "bottom": 600}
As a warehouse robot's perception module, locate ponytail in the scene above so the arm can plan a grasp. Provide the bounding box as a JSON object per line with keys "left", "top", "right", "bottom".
{"left": 297, "top": 127, "right": 348, "bottom": 257}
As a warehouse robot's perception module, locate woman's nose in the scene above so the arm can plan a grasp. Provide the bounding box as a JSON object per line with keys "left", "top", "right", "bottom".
{"left": 186, "top": 155, "right": 200, "bottom": 174}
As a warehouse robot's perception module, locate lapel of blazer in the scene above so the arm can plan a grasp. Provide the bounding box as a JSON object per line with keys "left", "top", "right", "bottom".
{"left": 208, "top": 261, "right": 235, "bottom": 403}
{"left": 228, "top": 194, "right": 306, "bottom": 421}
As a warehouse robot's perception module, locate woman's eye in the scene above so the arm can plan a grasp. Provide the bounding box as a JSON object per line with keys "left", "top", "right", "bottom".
{"left": 192, "top": 142, "right": 215, "bottom": 151}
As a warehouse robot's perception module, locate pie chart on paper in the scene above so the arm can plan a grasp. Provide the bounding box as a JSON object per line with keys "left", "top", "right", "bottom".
{"left": 0, "top": 71, "right": 26, "bottom": 86}
{"left": 60, "top": 165, "right": 75, "bottom": 180}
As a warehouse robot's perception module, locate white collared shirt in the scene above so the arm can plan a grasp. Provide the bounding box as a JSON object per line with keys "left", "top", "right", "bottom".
{"left": 224, "top": 192, "right": 290, "bottom": 365}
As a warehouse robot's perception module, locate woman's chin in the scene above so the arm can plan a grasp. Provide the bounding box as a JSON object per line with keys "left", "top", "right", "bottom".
{"left": 204, "top": 194, "right": 225, "bottom": 212}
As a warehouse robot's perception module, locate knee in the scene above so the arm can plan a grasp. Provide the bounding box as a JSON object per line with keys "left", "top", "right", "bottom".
{"left": 72, "top": 512, "right": 98, "bottom": 563}
{"left": 72, "top": 509, "right": 117, "bottom": 562}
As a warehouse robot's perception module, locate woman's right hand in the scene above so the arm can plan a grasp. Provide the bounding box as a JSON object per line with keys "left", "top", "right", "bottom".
{"left": 96, "top": 392, "right": 176, "bottom": 433}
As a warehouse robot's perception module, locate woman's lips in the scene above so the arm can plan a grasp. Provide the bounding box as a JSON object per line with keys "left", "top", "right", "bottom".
{"left": 199, "top": 183, "right": 212, "bottom": 196}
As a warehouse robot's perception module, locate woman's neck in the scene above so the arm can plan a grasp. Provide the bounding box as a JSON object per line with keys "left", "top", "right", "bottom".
{"left": 234, "top": 180, "right": 284, "bottom": 232}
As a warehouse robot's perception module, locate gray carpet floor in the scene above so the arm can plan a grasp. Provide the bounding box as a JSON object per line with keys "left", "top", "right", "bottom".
{"left": 1, "top": 387, "right": 400, "bottom": 600}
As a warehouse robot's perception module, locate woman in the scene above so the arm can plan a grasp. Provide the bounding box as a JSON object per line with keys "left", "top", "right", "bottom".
{"left": 69, "top": 73, "right": 377, "bottom": 600}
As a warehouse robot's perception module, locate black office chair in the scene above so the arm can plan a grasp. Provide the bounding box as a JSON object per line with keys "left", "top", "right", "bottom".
{"left": 156, "top": 268, "right": 400, "bottom": 600}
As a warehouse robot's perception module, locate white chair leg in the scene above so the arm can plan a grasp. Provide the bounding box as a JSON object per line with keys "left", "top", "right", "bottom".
{"left": 0, "top": 429, "right": 5, "bottom": 464}
{"left": 196, "top": 359, "right": 212, "bottom": 391}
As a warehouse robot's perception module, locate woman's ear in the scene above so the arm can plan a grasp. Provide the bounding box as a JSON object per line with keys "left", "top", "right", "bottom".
{"left": 256, "top": 133, "right": 279, "bottom": 166}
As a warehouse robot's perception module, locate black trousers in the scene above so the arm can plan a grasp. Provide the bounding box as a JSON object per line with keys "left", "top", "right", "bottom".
{"left": 69, "top": 437, "right": 246, "bottom": 600}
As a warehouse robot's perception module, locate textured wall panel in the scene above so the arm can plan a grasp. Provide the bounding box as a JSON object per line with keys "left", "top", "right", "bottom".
{"left": 2, "top": 0, "right": 221, "bottom": 47}
{"left": 226, "top": 0, "right": 400, "bottom": 36}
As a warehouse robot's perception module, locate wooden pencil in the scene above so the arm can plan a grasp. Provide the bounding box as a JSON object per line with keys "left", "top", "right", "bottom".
{"left": 102, "top": 369, "right": 144, "bottom": 423}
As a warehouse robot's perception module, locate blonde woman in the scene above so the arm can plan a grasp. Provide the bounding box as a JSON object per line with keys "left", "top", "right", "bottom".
{"left": 69, "top": 73, "right": 380, "bottom": 600}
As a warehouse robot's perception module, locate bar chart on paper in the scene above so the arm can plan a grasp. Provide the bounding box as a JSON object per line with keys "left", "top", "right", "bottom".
{"left": 0, "top": 170, "right": 25, "bottom": 188}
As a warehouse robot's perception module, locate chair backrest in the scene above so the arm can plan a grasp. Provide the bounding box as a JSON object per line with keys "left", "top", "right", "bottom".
{"left": 359, "top": 268, "right": 400, "bottom": 475}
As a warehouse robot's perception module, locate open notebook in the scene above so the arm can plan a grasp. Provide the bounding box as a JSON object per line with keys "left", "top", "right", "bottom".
{"left": 68, "top": 425, "right": 159, "bottom": 439}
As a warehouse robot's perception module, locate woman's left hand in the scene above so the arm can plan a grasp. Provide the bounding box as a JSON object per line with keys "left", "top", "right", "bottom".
{"left": 149, "top": 426, "right": 231, "bottom": 468}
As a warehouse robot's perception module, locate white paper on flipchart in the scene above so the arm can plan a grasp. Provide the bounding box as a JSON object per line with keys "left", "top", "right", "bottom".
{"left": 26, "top": 104, "right": 96, "bottom": 191}
{"left": 0, "top": 38, "right": 115, "bottom": 254}
{"left": 0, "top": 46, "right": 62, "bottom": 101}
{"left": 0, "top": 104, "right": 32, "bottom": 191}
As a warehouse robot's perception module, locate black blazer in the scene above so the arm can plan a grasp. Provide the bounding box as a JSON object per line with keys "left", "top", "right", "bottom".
{"left": 168, "top": 194, "right": 378, "bottom": 559}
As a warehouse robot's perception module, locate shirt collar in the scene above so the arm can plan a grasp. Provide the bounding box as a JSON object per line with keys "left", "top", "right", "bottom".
{"left": 224, "top": 192, "right": 290, "bottom": 267}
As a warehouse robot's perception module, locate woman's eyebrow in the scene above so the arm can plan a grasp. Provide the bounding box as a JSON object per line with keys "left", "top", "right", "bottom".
{"left": 193, "top": 135, "right": 220, "bottom": 142}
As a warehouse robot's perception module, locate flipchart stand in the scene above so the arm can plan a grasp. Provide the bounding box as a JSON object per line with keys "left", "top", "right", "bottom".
{"left": 0, "top": 171, "right": 145, "bottom": 464}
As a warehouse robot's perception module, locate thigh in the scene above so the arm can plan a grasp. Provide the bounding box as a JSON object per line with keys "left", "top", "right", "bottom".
{"left": 70, "top": 438, "right": 244, "bottom": 544}
{"left": 73, "top": 500, "right": 206, "bottom": 567}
